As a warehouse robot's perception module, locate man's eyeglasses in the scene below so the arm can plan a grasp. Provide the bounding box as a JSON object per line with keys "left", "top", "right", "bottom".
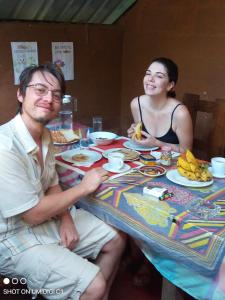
{"left": 26, "top": 83, "right": 62, "bottom": 103}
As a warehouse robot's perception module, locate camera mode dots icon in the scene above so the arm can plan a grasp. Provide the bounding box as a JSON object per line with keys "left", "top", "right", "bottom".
{"left": 3, "top": 277, "right": 10, "bottom": 285}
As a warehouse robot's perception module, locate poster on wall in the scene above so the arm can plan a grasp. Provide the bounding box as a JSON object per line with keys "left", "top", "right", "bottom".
{"left": 11, "top": 42, "right": 38, "bottom": 85}
{"left": 52, "top": 42, "right": 74, "bottom": 80}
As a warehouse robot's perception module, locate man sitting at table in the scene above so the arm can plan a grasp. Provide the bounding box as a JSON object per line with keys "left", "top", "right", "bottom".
{"left": 0, "top": 63, "right": 126, "bottom": 300}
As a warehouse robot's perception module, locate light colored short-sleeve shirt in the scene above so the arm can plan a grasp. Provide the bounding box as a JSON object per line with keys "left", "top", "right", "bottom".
{"left": 0, "top": 114, "right": 61, "bottom": 260}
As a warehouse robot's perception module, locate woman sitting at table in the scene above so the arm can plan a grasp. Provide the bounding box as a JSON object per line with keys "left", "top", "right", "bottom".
{"left": 127, "top": 57, "right": 193, "bottom": 153}
{"left": 126, "top": 57, "right": 193, "bottom": 286}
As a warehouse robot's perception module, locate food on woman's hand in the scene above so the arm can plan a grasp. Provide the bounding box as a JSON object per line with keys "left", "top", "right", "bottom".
{"left": 132, "top": 122, "right": 142, "bottom": 140}
{"left": 177, "top": 150, "right": 212, "bottom": 182}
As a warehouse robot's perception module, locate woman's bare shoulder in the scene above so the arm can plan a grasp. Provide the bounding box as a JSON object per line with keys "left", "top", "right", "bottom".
{"left": 168, "top": 98, "right": 187, "bottom": 111}
{"left": 173, "top": 101, "right": 192, "bottom": 120}
{"left": 131, "top": 95, "right": 145, "bottom": 107}
{"left": 168, "top": 97, "right": 181, "bottom": 105}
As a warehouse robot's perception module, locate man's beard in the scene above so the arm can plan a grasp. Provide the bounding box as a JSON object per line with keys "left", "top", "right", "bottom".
{"left": 21, "top": 108, "right": 53, "bottom": 125}
{"left": 35, "top": 117, "right": 50, "bottom": 125}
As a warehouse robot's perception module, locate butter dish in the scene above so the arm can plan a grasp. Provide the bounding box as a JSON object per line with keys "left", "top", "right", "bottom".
{"left": 140, "top": 154, "right": 156, "bottom": 166}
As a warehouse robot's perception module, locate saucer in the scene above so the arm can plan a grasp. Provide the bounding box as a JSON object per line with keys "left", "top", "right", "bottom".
{"left": 103, "top": 163, "right": 131, "bottom": 173}
{"left": 209, "top": 167, "right": 225, "bottom": 179}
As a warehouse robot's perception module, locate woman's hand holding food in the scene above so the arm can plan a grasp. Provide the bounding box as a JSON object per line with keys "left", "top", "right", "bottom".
{"left": 127, "top": 123, "right": 136, "bottom": 138}
{"left": 128, "top": 122, "right": 162, "bottom": 148}
{"left": 128, "top": 122, "right": 142, "bottom": 139}
{"left": 133, "top": 130, "right": 158, "bottom": 147}
{"left": 129, "top": 122, "right": 156, "bottom": 146}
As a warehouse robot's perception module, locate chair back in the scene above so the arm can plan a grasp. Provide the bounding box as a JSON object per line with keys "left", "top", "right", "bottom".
{"left": 211, "top": 98, "right": 225, "bottom": 158}
{"left": 183, "top": 93, "right": 225, "bottom": 161}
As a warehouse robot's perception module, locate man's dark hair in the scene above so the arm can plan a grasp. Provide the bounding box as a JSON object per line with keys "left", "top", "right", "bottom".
{"left": 17, "top": 63, "right": 66, "bottom": 112}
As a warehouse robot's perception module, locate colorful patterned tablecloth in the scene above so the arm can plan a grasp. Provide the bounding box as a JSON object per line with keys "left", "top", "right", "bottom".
{"left": 57, "top": 164, "right": 225, "bottom": 300}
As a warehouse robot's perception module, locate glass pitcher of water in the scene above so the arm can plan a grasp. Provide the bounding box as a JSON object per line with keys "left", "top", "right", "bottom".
{"left": 59, "top": 95, "right": 75, "bottom": 130}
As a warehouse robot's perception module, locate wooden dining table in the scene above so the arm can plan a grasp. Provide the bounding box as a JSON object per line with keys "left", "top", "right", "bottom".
{"left": 54, "top": 135, "right": 225, "bottom": 300}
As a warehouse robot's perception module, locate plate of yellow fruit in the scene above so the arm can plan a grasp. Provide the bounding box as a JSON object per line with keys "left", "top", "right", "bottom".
{"left": 166, "top": 150, "right": 213, "bottom": 187}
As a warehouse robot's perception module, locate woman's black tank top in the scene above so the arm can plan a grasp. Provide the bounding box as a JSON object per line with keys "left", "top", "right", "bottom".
{"left": 138, "top": 97, "right": 182, "bottom": 144}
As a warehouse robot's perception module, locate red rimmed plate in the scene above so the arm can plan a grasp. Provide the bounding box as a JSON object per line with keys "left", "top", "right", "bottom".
{"left": 139, "top": 165, "right": 166, "bottom": 177}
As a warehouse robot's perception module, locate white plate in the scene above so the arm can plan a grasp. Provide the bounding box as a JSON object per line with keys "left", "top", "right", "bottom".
{"left": 166, "top": 169, "right": 214, "bottom": 187}
{"left": 103, "top": 163, "right": 131, "bottom": 173}
{"left": 123, "top": 140, "right": 158, "bottom": 152}
{"left": 208, "top": 167, "right": 225, "bottom": 179}
{"left": 103, "top": 148, "right": 140, "bottom": 161}
{"left": 61, "top": 149, "right": 102, "bottom": 165}
{"left": 150, "top": 151, "right": 180, "bottom": 160}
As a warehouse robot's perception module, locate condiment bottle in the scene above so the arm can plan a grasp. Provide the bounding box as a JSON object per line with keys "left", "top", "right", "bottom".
{"left": 160, "top": 146, "right": 172, "bottom": 166}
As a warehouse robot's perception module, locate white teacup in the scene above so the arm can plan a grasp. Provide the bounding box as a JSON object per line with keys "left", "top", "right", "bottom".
{"left": 211, "top": 157, "right": 225, "bottom": 177}
{"left": 108, "top": 152, "right": 124, "bottom": 171}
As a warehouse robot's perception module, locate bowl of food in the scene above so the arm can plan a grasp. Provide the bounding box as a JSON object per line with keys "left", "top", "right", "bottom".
{"left": 89, "top": 131, "right": 117, "bottom": 146}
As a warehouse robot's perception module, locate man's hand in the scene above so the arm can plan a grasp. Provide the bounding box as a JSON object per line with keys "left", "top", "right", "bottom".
{"left": 80, "top": 167, "right": 109, "bottom": 195}
{"left": 59, "top": 210, "right": 79, "bottom": 250}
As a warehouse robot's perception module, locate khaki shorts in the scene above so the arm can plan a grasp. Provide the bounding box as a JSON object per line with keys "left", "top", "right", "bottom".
{"left": 4, "top": 208, "right": 116, "bottom": 300}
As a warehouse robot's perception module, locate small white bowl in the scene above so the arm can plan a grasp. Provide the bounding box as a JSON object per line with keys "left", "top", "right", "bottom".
{"left": 89, "top": 131, "right": 117, "bottom": 146}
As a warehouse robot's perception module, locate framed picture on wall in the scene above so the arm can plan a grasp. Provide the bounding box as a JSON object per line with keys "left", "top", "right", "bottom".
{"left": 52, "top": 42, "right": 74, "bottom": 80}
{"left": 11, "top": 42, "right": 38, "bottom": 85}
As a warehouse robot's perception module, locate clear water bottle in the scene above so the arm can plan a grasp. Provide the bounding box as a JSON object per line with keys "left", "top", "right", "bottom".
{"left": 59, "top": 95, "right": 74, "bottom": 129}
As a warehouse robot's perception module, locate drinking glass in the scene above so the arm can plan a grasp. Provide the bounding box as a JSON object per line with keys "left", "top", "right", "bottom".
{"left": 93, "top": 116, "right": 103, "bottom": 132}
{"left": 79, "top": 127, "right": 90, "bottom": 149}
